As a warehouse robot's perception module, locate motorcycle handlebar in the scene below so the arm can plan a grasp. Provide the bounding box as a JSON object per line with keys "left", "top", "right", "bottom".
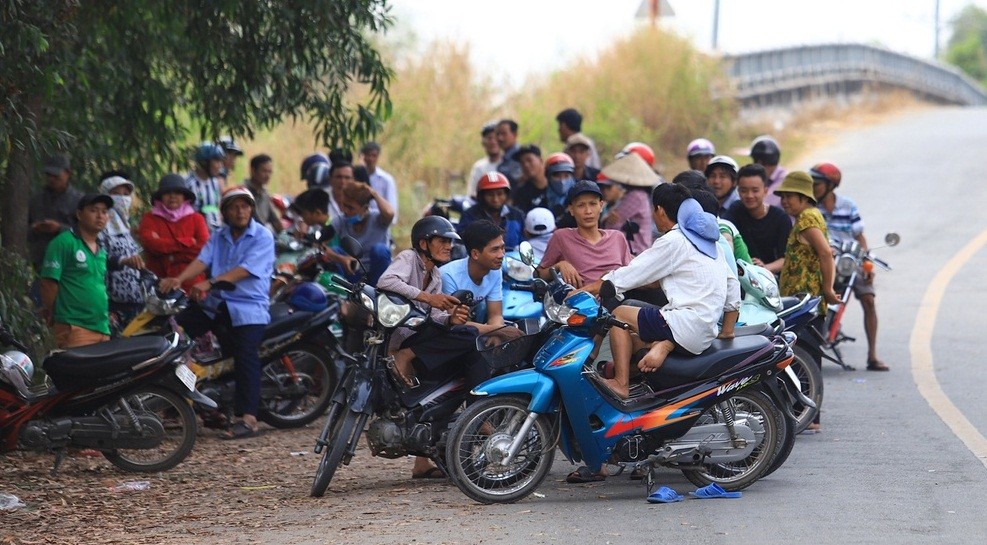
{"left": 331, "top": 274, "right": 355, "bottom": 292}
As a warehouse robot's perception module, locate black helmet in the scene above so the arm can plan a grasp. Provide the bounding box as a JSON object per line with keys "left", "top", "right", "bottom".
{"left": 750, "top": 136, "right": 781, "bottom": 166}
{"left": 411, "top": 216, "right": 460, "bottom": 250}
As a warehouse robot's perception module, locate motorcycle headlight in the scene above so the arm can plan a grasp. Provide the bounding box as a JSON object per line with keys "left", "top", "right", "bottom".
{"left": 836, "top": 255, "right": 857, "bottom": 276}
{"left": 505, "top": 257, "right": 534, "bottom": 282}
{"left": 360, "top": 291, "right": 375, "bottom": 312}
{"left": 377, "top": 293, "right": 411, "bottom": 328}
{"left": 543, "top": 291, "right": 577, "bottom": 325}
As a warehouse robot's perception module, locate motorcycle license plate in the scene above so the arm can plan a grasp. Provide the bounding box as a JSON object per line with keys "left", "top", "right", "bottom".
{"left": 175, "top": 364, "right": 197, "bottom": 391}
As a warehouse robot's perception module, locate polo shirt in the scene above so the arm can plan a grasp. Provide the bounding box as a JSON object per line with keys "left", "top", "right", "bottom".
{"left": 40, "top": 230, "right": 111, "bottom": 335}
{"left": 197, "top": 219, "right": 275, "bottom": 326}
{"left": 818, "top": 194, "right": 864, "bottom": 244}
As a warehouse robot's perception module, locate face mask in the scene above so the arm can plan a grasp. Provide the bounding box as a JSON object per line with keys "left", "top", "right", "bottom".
{"left": 345, "top": 214, "right": 362, "bottom": 225}
{"left": 111, "top": 194, "right": 132, "bottom": 217}
{"left": 548, "top": 176, "right": 575, "bottom": 197}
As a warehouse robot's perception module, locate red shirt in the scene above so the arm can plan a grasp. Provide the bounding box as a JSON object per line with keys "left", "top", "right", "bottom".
{"left": 138, "top": 212, "right": 210, "bottom": 291}
{"left": 540, "top": 228, "right": 632, "bottom": 284}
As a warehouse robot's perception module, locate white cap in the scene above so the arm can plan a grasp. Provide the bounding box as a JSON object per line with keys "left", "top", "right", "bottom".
{"left": 98, "top": 176, "right": 134, "bottom": 194}
{"left": 524, "top": 207, "right": 556, "bottom": 235}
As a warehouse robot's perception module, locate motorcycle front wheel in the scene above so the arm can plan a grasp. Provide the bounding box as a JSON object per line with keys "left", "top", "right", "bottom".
{"left": 445, "top": 396, "right": 555, "bottom": 504}
{"left": 259, "top": 342, "right": 336, "bottom": 429}
{"left": 791, "top": 344, "right": 823, "bottom": 433}
{"left": 310, "top": 402, "right": 361, "bottom": 498}
{"left": 680, "top": 389, "right": 780, "bottom": 491}
{"left": 102, "top": 386, "right": 197, "bottom": 473}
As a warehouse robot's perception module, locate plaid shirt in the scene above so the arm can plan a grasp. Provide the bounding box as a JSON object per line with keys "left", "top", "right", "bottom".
{"left": 818, "top": 194, "right": 864, "bottom": 244}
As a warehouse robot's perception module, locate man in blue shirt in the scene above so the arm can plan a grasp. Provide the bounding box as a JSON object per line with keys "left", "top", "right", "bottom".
{"left": 440, "top": 220, "right": 506, "bottom": 327}
{"left": 160, "top": 187, "right": 275, "bottom": 439}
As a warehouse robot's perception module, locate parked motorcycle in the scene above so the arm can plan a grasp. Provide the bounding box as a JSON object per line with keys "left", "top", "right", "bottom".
{"left": 122, "top": 270, "right": 339, "bottom": 429}
{"left": 0, "top": 318, "right": 213, "bottom": 474}
{"left": 442, "top": 243, "right": 804, "bottom": 504}
{"left": 501, "top": 250, "right": 544, "bottom": 333}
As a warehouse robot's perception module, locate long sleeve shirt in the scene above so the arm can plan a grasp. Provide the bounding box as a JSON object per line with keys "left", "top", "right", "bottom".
{"left": 376, "top": 249, "right": 450, "bottom": 349}
{"left": 602, "top": 228, "right": 740, "bottom": 355}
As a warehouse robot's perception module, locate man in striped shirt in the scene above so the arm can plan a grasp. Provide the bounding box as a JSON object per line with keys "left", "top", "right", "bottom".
{"left": 186, "top": 142, "right": 226, "bottom": 231}
{"left": 812, "top": 163, "right": 889, "bottom": 371}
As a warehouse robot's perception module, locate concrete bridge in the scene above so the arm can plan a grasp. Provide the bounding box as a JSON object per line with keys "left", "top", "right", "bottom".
{"left": 724, "top": 43, "right": 987, "bottom": 111}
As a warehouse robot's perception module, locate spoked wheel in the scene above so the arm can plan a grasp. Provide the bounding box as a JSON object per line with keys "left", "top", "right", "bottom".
{"left": 310, "top": 403, "right": 361, "bottom": 497}
{"left": 259, "top": 343, "right": 336, "bottom": 428}
{"left": 680, "top": 390, "right": 780, "bottom": 491}
{"left": 103, "top": 386, "right": 197, "bottom": 473}
{"left": 445, "top": 396, "right": 556, "bottom": 504}
{"left": 762, "top": 397, "right": 796, "bottom": 478}
{"left": 791, "top": 344, "right": 823, "bottom": 434}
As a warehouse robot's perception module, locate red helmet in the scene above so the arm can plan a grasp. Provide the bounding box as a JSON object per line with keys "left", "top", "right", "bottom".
{"left": 476, "top": 171, "right": 511, "bottom": 193}
{"left": 545, "top": 152, "right": 575, "bottom": 176}
{"left": 809, "top": 162, "right": 842, "bottom": 188}
{"left": 619, "top": 142, "right": 655, "bottom": 167}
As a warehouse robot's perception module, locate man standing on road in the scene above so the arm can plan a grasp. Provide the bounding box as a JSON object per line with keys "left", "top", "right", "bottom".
{"left": 28, "top": 154, "right": 84, "bottom": 270}
{"left": 468, "top": 122, "right": 504, "bottom": 198}
{"left": 495, "top": 119, "right": 523, "bottom": 189}
{"left": 556, "top": 108, "right": 600, "bottom": 169}
{"left": 811, "top": 162, "right": 890, "bottom": 372}
{"left": 359, "top": 141, "right": 399, "bottom": 223}
{"left": 244, "top": 154, "right": 283, "bottom": 234}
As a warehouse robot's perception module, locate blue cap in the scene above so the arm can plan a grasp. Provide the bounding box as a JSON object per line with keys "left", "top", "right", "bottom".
{"left": 677, "top": 198, "right": 719, "bottom": 259}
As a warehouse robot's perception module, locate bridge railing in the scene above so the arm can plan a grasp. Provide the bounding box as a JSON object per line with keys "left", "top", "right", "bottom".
{"left": 724, "top": 43, "right": 987, "bottom": 107}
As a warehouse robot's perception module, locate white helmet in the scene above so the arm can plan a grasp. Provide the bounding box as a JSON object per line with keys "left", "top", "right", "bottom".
{"left": 1, "top": 351, "right": 34, "bottom": 397}
{"left": 220, "top": 187, "right": 256, "bottom": 212}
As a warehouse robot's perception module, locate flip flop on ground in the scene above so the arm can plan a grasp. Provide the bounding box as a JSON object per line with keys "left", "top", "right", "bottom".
{"left": 221, "top": 421, "right": 259, "bottom": 440}
{"left": 866, "top": 359, "right": 890, "bottom": 371}
{"left": 565, "top": 466, "right": 606, "bottom": 483}
{"left": 412, "top": 467, "right": 445, "bottom": 479}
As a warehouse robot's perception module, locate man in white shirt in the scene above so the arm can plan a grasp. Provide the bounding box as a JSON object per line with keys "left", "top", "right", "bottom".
{"left": 579, "top": 184, "right": 740, "bottom": 398}
{"left": 467, "top": 122, "right": 504, "bottom": 198}
{"left": 360, "top": 142, "right": 399, "bottom": 223}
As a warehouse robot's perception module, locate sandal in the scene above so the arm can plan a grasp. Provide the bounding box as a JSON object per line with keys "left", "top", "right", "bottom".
{"left": 221, "top": 421, "right": 259, "bottom": 440}
{"left": 866, "top": 359, "right": 890, "bottom": 371}
{"left": 565, "top": 466, "right": 606, "bottom": 483}
{"left": 412, "top": 467, "right": 446, "bottom": 479}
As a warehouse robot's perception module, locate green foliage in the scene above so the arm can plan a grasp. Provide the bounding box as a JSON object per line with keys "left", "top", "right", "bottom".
{"left": 946, "top": 4, "right": 987, "bottom": 85}
{"left": 0, "top": 249, "right": 54, "bottom": 364}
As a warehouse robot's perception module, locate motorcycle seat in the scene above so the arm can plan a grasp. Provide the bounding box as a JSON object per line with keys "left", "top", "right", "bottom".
{"left": 44, "top": 336, "right": 173, "bottom": 389}
{"left": 264, "top": 302, "right": 314, "bottom": 341}
{"left": 733, "top": 323, "right": 773, "bottom": 337}
{"left": 639, "top": 335, "right": 772, "bottom": 391}
{"left": 780, "top": 296, "right": 803, "bottom": 312}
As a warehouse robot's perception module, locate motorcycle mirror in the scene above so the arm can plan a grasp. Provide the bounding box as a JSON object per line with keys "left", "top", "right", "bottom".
{"left": 884, "top": 232, "right": 900, "bottom": 247}
{"left": 599, "top": 280, "right": 621, "bottom": 312}
{"left": 518, "top": 241, "right": 535, "bottom": 266}
{"left": 341, "top": 235, "right": 364, "bottom": 259}
{"left": 450, "top": 289, "right": 475, "bottom": 306}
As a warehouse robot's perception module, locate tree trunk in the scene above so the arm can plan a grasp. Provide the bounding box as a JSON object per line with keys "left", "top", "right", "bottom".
{"left": 0, "top": 96, "right": 42, "bottom": 257}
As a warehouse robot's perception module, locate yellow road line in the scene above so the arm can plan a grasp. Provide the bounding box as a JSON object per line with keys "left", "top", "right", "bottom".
{"left": 910, "top": 228, "right": 987, "bottom": 469}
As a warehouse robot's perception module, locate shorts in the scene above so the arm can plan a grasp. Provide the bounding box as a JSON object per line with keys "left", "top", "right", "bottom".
{"left": 53, "top": 323, "right": 110, "bottom": 349}
{"left": 852, "top": 270, "right": 876, "bottom": 298}
{"left": 636, "top": 307, "right": 677, "bottom": 345}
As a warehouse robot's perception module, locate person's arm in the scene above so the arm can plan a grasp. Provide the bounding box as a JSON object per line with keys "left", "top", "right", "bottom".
{"left": 804, "top": 226, "right": 840, "bottom": 304}
{"left": 159, "top": 259, "right": 209, "bottom": 293}
{"left": 383, "top": 177, "right": 399, "bottom": 224}
{"left": 371, "top": 187, "right": 395, "bottom": 226}
{"left": 39, "top": 279, "right": 59, "bottom": 326}
{"left": 762, "top": 257, "right": 784, "bottom": 274}
{"left": 484, "top": 299, "right": 504, "bottom": 328}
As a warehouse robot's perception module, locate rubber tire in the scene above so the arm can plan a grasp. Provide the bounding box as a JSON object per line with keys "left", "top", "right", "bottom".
{"left": 791, "top": 343, "right": 824, "bottom": 434}
{"left": 681, "top": 389, "right": 780, "bottom": 491}
{"left": 103, "top": 386, "right": 197, "bottom": 473}
{"left": 310, "top": 404, "right": 360, "bottom": 498}
{"left": 445, "top": 396, "right": 555, "bottom": 505}
{"left": 259, "top": 342, "right": 337, "bottom": 429}
{"left": 762, "top": 400, "right": 797, "bottom": 478}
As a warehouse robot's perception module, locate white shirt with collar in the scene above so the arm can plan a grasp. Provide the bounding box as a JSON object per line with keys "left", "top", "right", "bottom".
{"left": 368, "top": 166, "right": 399, "bottom": 223}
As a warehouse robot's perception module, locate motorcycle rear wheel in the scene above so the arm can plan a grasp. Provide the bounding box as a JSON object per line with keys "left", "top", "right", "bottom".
{"left": 103, "top": 386, "right": 197, "bottom": 473}
{"left": 445, "top": 396, "right": 555, "bottom": 504}
{"left": 791, "top": 344, "right": 823, "bottom": 433}
{"left": 310, "top": 403, "right": 360, "bottom": 497}
{"left": 259, "top": 342, "right": 336, "bottom": 429}
{"left": 680, "top": 390, "right": 779, "bottom": 491}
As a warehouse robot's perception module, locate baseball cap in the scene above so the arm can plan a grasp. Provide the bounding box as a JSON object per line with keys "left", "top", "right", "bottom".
{"left": 76, "top": 193, "right": 113, "bottom": 210}
{"left": 43, "top": 154, "right": 71, "bottom": 176}
{"left": 524, "top": 207, "right": 556, "bottom": 235}
{"left": 564, "top": 133, "right": 592, "bottom": 151}
{"left": 565, "top": 179, "right": 603, "bottom": 205}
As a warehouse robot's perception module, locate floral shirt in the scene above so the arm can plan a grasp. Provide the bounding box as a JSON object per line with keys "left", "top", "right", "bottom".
{"left": 780, "top": 208, "right": 830, "bottom": 313}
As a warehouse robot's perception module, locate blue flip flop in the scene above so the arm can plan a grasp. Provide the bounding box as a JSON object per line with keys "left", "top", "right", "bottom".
{"left": 646, "top": 486, "right": 685, "bottom": 503}
{"left": 689, "top": 483, "right": 742, "bottom": 499}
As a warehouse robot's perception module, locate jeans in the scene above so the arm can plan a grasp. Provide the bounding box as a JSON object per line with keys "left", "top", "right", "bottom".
{"left": 177, "top": 305, "right": 266, "bottom": 417}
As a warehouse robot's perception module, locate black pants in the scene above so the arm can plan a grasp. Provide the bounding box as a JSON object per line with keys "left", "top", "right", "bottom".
{"left": 402, "top": 322, "right": 491, "bottom": 394}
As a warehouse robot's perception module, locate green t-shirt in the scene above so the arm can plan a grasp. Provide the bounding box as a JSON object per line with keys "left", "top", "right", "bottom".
{"left": 40, "top": 230, "right": 111, "bottom": 335}
{"left": 719, "top": 219, "right": 753, "bottom": 264}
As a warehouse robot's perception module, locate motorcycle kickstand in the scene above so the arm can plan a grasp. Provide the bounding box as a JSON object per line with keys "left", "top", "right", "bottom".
{"left": 51, "top": 449, "right": 66, "bottom": 477}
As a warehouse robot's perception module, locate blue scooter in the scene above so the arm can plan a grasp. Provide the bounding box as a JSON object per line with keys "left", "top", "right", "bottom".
{"left": 500, "top": 250, "right": 544, "bottom": 334}
{"left": 444, "top": 243, "right": 807, "bottom": 504}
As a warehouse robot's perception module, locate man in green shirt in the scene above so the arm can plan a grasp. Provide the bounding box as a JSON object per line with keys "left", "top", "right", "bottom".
{"left": 40, "top": 194, "right": 144, "bottom": 348}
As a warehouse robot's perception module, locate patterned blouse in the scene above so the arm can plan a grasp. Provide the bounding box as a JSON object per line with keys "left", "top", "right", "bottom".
{"left": 780, "top": 207, "right": 830, "bottom": 313}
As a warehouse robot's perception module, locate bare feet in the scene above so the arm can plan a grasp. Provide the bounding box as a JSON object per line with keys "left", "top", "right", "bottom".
{"left": 602, "top": 377, "right": 630, "bottom": 399}
{"left": 389, "top": 349, "right": 418, "bottom": 388}
{"left": 638, "top": 340, "right": 674, "bottom": 373}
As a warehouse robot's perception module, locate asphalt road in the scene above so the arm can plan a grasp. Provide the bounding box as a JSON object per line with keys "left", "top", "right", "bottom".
{"left": 267, "top": 106, "right": 987, "bottom": 545}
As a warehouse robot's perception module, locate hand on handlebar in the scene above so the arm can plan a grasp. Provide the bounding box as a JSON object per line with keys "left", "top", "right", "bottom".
{"left": 424, "top": 293, "right": 462, "bottom": 311}
{"left": 158, "top": 277, "right": 182, "bottom": 293}
{"left": 189, "top": 280, "right": 213, "bottom": 303}
{"left": 449, "top": 304, "right": 470, "bottom": 325}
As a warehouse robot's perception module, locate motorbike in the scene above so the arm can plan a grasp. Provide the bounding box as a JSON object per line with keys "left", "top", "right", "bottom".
{"left": 501, "top": 250, "right": 544, "bottom": 333}
{"left": 308, "top": 238, "right": 544, "bottom": 497}
{"left": 821, "top": 232, "right": 900, "bottom": 368}
{"left": 122, "top": 270, "right": 339, "bottom": 430}
{"left": 442, "top": 243, "right": 806, "bottom": 504}
{"left": 271, "top": 224, "right": 336, "bottom": 301}
{"left": 736, "top": 259, "right": 825, "bottom": 432}
{"left": 0, "top": 318, "right": 214, "bottom": 475}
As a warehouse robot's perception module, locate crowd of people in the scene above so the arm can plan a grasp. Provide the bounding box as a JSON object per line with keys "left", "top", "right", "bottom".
{"left": 24, "top": 106, "right": 889, "bottom": 451}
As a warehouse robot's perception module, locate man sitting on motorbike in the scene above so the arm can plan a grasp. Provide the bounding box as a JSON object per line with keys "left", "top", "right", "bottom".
{"left": 440, "top": 220, "right": 508, "bottom": 328}
{"left": 375, "top": 216, "right": 496, "bottom": 478}
{"left": 456, "top": 172, "right": 525, "bottom": 251}
{"left": 159, "top": 188, "right": 275, "bottom": 439}
{"left": 579, "top": 184, "right": 741, "bottom": 399}
{"left": 292, "top": 188, "right": 362, "bottom": 277}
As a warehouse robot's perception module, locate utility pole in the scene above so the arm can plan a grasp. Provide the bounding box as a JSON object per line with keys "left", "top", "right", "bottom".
{"left": 712, "top": 0, "right": 721, "bottom": 50}
{"left": 934, "top": 0, "right": 940, "bottom": 59}
{"left": 650, "top": 0, "right": 659, "bottom": 27}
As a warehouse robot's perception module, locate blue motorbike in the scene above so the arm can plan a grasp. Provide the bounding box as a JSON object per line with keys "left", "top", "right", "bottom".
{"left": 500, "top": 250, "right": 544, "bottom": 334}
{"left": 444, "top": 243, "right": 807, "bottom": 504}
